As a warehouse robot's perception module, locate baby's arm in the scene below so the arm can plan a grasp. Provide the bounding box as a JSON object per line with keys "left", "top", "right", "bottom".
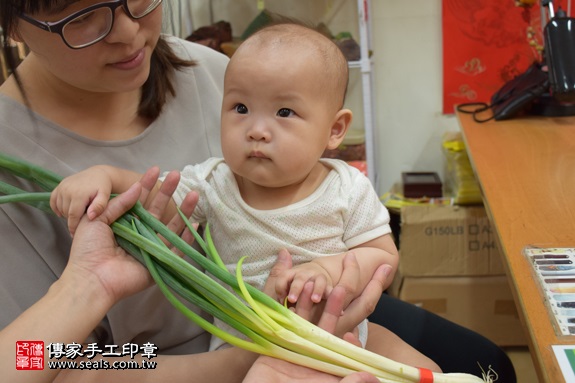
{"left": 327, "top": 234, "right": 399, "bottom": 292}
{"left": 276, "top": 234, "right": 398, "bottom": 305}
{"left": 50, "top": 165, "right": 144, "bottom": 234}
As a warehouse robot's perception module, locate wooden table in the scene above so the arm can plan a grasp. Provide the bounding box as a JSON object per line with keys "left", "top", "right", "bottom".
{"left": 456, "top": 110, "right": 575, "bottom": 383}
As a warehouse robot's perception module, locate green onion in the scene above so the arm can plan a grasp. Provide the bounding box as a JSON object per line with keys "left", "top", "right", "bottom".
{"left": 0, "top": 151, "right": 494, "bottom": 383}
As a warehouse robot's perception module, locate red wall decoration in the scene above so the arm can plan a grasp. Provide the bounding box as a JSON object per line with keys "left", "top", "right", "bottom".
{"left": 442, "top": 0, "right": 568, "bottom": 114}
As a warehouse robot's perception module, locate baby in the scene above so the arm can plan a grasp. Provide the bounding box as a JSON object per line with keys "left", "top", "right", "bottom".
{"left": 51, "top": 22, "right": 440, "bottom": 372}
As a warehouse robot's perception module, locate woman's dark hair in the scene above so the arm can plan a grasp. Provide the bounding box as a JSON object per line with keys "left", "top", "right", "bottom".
{"left": 0, "top": 0, "right": 195, "bottom": 120}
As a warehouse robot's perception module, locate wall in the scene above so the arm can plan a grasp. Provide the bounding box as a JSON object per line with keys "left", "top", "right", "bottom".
{"left": 176, "top": 0, "right": 459, "bottom": 194}
{"left": 373, "top": 1, "right": 459, "bottom": 194}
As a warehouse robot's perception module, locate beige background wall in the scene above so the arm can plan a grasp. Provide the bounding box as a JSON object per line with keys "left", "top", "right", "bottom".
{"left": 166, "top": 0, "right": 460, "bottom": 194}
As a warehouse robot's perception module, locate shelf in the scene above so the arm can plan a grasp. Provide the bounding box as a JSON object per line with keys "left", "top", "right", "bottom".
{"left": 354, "top": 0, "right": 377, "bottom": 190}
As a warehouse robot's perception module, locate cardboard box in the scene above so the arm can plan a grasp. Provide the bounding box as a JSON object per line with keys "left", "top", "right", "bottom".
{"left": 399, "top": 205, "right": 505, "bottom": 276}
{"left": 397, "top": 275, "right": 527, "bottom": 346}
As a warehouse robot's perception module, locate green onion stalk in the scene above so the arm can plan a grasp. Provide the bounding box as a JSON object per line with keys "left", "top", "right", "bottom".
{"left": 0, "top": 151, "right": 495, "bottom": 383}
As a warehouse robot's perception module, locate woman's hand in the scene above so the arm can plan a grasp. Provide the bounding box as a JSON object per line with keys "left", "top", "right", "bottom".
{"left": 65, "top": 170, "right": 198, "bottom": 306}
{"left": 244, "top": 355, "right": 380, "bottom": 383}
{"left": 64, "top": 183, "right": 151, "bottom": 304}
{"left": 244, "top": 332, "right": 380, "bottom": 383}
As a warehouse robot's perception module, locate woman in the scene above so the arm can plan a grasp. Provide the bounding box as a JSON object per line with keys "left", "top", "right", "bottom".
{"left": 0, "top": 1, "right": 382, "bottom": 381}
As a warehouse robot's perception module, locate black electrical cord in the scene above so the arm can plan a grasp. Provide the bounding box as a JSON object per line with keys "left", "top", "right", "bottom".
{"left": 455, "top": 102, "right": 496, "bottom": 123}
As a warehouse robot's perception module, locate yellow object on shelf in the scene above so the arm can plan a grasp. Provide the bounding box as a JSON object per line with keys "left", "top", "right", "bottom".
{"left": 442, "top": 132, "right": 483, "bottom": 205}
{"left": 380, "top": 184, "right": 454, "bottom": 214}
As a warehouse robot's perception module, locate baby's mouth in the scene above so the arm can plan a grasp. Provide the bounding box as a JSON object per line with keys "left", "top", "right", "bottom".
{"left": 249, "top": 151, "right": 270, "bottom": 159}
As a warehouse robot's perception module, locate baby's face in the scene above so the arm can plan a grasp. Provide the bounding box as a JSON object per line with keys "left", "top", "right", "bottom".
{"left": 220, "top": 44, "right": 339, "bottom": 189}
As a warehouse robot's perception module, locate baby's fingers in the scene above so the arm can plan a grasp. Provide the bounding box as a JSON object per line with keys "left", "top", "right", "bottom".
{"left": 49, "top": 187, "right": 68, "bottom": 217}
{"left": 288, "top": 276, "right": 328, "bottom": 304}
{"left": 286, "top": 274, "right": 305, "bottom": 304}
{"left": 273, "top": 270, "right": 295, "bottom": 303}
{"left": 49, "top": 192, "right": 62, "bottom": 217}
{"left": 267, "top": 249, "right": 293, "bottom": 300}
{"left": 309, "top": 275, "right": 328, "bottom": 303}
{"left": 66, "top": 191, "right": 107, "bottom": 235}
{"left": 86, "top": 190, "right": 109, "bottom": 220}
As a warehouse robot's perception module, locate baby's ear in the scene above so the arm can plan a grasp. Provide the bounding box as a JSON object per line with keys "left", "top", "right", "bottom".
{"left": 327, "top": 109, "right": 353, "bottom": 150}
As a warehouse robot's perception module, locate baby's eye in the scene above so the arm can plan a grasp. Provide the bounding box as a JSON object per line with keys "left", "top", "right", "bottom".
{"left": 234, "top": 104, "right": 248, "bottom": 114}
{"left": 277, "top": 108, "right": 294, "bottom": 118}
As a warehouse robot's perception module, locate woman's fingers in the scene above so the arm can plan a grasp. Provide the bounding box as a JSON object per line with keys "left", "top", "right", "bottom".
{"left": 340, "top": 371, "right": 381, "bottom": 383}
{"left": 137, "top": 166, "right": 161, "bottom": 204}
{"left": 165, "top": 191, "right": 200, "bottom": 256}
{"left": 336, "top": 264, "right": 389, "bottom": 332}
{"left": 342, "top": 332, "right": 363, "bottom": 347}
{"left": 139, "top": 169, "right": 200, "bottom": 251}
{"left": 293, "top": 281, "right": 316, "bottom": 321}
{"left": 95, "top": 183, "right": 142, "bottom": 225}
{"left": 164, "top": 190, "right": 199, "bottom": 236}
{"left": 318, "top": 258, "right": 390, "bottom": 336}
{"left": 145, "top": 169, "right": 179, "bottom": 220}
{"left": 336, "top": 252, "right": 361, "bottom": 309}
{"left": 316, "top": 282, "right": 346, "bottom": 334}
{"left": 315, "top": 252, "right": 361, "bottom": 333}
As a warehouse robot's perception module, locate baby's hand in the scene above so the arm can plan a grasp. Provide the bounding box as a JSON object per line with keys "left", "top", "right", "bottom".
{"left": 275, "top": 261, "right": 333, "bottom": 305}
{"left": 50, "top": 166, "right": 113, "bottom": 236}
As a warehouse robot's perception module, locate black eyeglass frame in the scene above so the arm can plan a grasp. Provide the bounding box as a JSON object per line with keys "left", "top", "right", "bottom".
{"left": 18, "top": 0, "right": 162, "bottom": 49}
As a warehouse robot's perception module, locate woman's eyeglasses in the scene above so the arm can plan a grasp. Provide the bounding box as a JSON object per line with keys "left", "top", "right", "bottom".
{"left": 19, "top": 0, "right": 163, "bottom": 49}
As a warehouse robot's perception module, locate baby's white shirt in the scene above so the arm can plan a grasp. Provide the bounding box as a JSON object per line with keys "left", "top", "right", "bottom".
{"left": 170, "top": 157, "right": 391, "bottom": 350}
